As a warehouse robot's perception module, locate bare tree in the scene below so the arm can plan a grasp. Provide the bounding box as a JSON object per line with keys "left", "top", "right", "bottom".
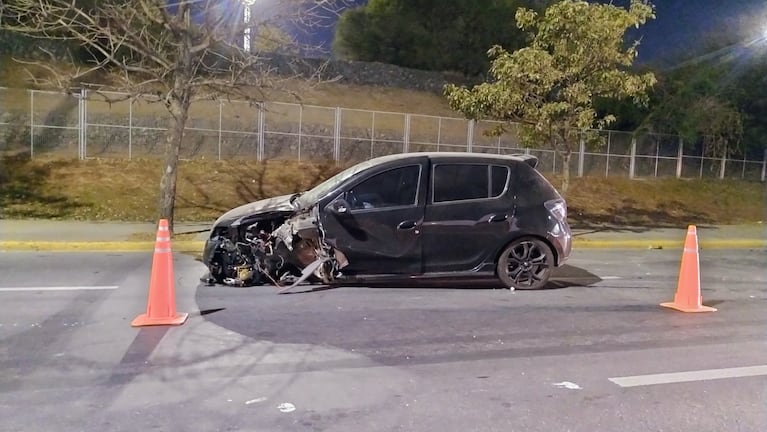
{"left": 0, "top": 0, "right": 349, "bottom": 231}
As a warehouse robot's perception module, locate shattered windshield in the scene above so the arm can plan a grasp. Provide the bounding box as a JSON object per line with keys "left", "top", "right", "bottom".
{"left": 296, "top": 159, "right": 377, "bottom": 208}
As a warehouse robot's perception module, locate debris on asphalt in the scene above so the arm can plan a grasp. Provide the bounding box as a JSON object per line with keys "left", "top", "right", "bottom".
{"left": 553, "top": 381, "right": 582, "bottom": 390}
{"left": 277, "top": 402, "right": 296, "bottom": 413}
{"left": 245, "top": 397, "right": 267, "bottom": 405}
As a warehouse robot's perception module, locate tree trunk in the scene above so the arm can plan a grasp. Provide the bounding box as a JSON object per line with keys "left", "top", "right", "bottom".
{"left": 561, "top": 151, "right": 571, "bottom": 195}
{"left": 158, "top": 97, "right": 190, "bottom": 233}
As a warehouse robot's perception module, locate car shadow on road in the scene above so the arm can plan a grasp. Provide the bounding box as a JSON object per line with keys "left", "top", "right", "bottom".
{"left": 279, "top": 264, "right": 602, "bottom": 294}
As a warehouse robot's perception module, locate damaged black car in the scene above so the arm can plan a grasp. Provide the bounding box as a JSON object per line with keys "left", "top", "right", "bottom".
{"left": 201, "top": 152, "right": 572, "bottom": 291}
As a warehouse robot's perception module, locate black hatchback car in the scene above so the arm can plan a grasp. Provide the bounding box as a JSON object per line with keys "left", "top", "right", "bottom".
{"left": 201, "top": 152, "right": 572, "bottom": 291}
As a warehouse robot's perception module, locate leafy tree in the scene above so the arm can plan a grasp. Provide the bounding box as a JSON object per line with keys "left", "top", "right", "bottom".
{"left": 333, "top": 0, "right": 550, "bottom": 76}
{"left": 0, "top": 0, "right": 347, "bottom": 231}
{"left": 637, "top": 63, "right": 744, "bottom": 158}
{"left": 732, "top": 58, "right": 767, "bottom": 159}
{"left": 620, "top": 13, "right": 767, "bottom": 160}
{"left": 445, "top": 0, "right": 657, "bottom": 193}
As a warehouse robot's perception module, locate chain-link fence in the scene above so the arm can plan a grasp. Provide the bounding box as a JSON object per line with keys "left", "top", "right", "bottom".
{"left": 1, "top": 87, "right": 765, "bottom": 181}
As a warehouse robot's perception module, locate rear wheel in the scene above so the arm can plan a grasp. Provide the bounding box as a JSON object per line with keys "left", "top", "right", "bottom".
{"left": 497, "top": 238, "right": 554, "bottom": 290}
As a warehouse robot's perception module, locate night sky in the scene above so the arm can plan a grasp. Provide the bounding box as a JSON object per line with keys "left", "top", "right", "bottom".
{"left": 632, "top": 0, "right": 766, "bottom": 64}
{"left": 297, "top": 0, "right": 767, "bottom": 65}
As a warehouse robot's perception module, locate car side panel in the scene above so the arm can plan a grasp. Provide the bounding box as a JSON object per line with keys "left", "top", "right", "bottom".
{"left": 421, "top": 161, "right": 517, "bottom": 273}
{"left": 318, "top": 157, "right": 429, "bottom": 275}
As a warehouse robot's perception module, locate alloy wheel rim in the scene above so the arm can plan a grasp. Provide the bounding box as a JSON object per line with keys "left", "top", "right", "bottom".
{"left": 505, "top": 241, "right": 551, "bottom": 288}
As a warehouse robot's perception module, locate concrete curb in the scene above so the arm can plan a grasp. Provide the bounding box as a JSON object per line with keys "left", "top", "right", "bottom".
{"left": 574, "top": 239, "right": 767, "bottom": 249}
{"left": 1, "top": 239, "right": 764, "bottom": 252}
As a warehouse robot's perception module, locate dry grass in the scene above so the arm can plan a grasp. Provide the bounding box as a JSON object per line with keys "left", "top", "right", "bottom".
{"left": 562, "top": 176, "right": 766, "bottom": 227}
{"left": 0, "top": 156, "right": 342, "bottom": 221}
{"left": 1, "top": 156, "right": 764, "bottom": 227}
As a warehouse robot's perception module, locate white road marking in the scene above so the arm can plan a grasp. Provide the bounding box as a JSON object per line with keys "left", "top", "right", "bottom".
{"left": 601, "top": 276, "right": 622, "bottom": 280}
{"left": 0, "top": 286, "right": 119, "bottom": 292}
{"left": 609, "top": 365, "right": 767, "bottom": 388}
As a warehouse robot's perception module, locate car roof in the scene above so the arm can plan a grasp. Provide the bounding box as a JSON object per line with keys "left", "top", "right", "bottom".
{"left": 366, "top": 152, "right": 539, "bottom": 168}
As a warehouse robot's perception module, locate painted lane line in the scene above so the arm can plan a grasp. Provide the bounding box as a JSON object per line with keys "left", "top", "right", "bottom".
{"left": 609, "top": 365, "right": 767, "bottom": 388}
{"left": 0, "top": 286, "right": 119, "bottom": 292}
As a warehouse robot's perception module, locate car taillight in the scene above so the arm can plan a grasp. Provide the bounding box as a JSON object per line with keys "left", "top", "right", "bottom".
{"left": 545, "top": 199, "right": 567, "bottom": 221}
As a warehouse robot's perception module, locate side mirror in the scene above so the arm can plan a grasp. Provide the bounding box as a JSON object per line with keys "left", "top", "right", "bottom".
{"left": 328, "top": 197, "right": 351, "bottom": 216}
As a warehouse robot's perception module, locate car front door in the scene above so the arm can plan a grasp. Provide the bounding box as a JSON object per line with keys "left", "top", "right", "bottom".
{"left": 319, "top": 159, "right": 427, "bottom": 275}
{"left": 422, "top": 162, "right": 513, "bottom": 273}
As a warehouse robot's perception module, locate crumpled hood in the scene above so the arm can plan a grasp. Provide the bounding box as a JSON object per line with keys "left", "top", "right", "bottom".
{"left": 213, "top": 193, "right": 297, "bottom": 228}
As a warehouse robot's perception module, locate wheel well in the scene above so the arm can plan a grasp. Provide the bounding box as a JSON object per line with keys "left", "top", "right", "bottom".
{"left": 495, "top": 235, "right": 559, "bottom": 267}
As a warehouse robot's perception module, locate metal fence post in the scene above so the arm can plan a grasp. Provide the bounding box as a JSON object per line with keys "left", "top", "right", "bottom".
{"left": 218, "top": 100, "right": 222, "bottom": 161}
{"left": 605, "top": 131, "right": 611, "bottom": 177}
{"left": 30, "top": 90, "right": 34, "bottom": 159}
{"left": 761, "top": 149, "right": 766, "bottom": 182}
{"left": 654, "top": 137, "right": 660, "bottom": 178}
{"left": 298, "top": 104, "right": 303, "bottom": 162}
{"left": 437, "top": 117, "right": 442, "bottom": 152}
{"left": 334, "top": 107, "right": 341, "bottom": 163}
{"left": 577, "top": 132, "right": 585, "bottom": 177}
{"left": 719, "top": 143, "right": 727, "bottom": 180}
{"left": 629, "top": 136, "right": 637, "bottom": 179}
{"left": 403, "top": 114, "right": 410, "bottom": 153}
{"left": 370, "top": 111, "right": 375, "bottom": 159}
{"left": 552, "top": 150, "right": 557, "bottom": 174}
{"left": 257, "top": 103, "right": 265, "bottom": 161}
{"left": 467, "top": 119, "right": 474, "bottom": 153}
{"left": 699, "top": 143, "right": 705, "bottom": 179}
{"left": 128, "top": 97, "right": 133, "bottom": 160}
{"left": 676, "top": 137, "right": 683, "bottom": 178}
{"left": 741, "top": 152, "right": 747, "bottom": 179}
{"left": 77, "top": 90, "right": 82, "bottom": 159}
{"left": 80, "top": 88, "right": 88, "bottom": 159}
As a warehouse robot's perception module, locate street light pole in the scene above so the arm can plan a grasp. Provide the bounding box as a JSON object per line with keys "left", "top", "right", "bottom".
{"left": 242, "top": 0, "right": 256, "bottom": 53}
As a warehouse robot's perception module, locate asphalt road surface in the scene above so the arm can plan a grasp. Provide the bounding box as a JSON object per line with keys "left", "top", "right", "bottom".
{"left": 1, "top": 248, "right": 766, "bottom": 432}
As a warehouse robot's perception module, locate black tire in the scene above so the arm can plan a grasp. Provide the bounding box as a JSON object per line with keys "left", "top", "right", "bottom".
{"left": 497, "top": 237, "right": 554, "bottom": 290}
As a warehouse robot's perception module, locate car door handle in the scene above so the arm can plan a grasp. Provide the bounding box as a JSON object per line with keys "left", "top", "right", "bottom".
{"left": 397, "top": 220, "right": 418, "bottom": 230}
{"left": 489, "top": 214, "right": 508, "bottom": 223}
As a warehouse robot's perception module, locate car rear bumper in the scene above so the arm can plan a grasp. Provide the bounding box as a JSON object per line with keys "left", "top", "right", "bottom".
{"left": 548, "top": 220, "right": 572, "bottom": 266}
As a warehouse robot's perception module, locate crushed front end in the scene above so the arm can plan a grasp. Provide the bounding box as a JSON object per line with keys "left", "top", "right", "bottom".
{"left": 201, "top": 197, "right": 345, "bottom": 288}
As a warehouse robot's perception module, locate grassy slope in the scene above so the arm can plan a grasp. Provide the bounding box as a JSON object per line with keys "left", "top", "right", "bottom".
{"left": 1, "top": 157, "right": 764, "bottom": 227}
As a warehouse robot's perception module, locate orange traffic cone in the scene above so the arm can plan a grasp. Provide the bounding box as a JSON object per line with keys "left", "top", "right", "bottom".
{"left": 131, "top": 219, "right": 189, "bottom": 326}
{"left": 660, "top": 225, "right": 716, "bottom": 313}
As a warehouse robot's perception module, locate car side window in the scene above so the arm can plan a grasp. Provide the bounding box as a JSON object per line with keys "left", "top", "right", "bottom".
{"left": 433, "top": 164, "right": 489, "bottom": 203}
{"left": 491, "top": 165, "right": 509, "bottom": 197}
{"left": 347, "top": 165, "right": 421, "bottom": 210}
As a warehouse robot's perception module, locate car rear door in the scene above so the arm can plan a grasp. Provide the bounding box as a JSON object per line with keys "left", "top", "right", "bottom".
{"left": 319, "top": 157, "right": 428, "bottom": 275}
{"left": 421, "top": 161, "right": 513, "bottom": 273}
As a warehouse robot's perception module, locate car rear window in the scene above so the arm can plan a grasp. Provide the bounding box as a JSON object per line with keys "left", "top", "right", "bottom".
{"left": 491, "top": 165, "right": 509, "bottom": 197}
{"left": 433, "top": 164, "right": 509, "bottom": 203}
